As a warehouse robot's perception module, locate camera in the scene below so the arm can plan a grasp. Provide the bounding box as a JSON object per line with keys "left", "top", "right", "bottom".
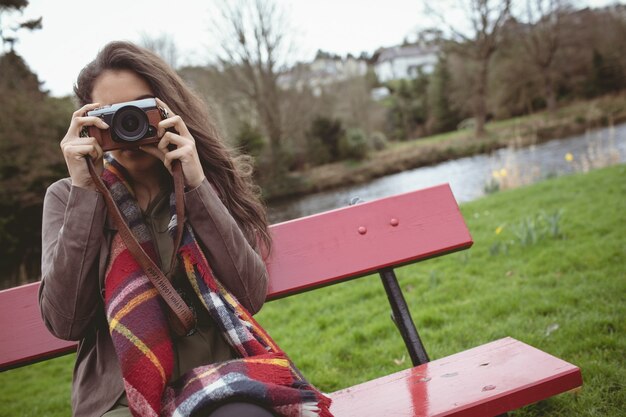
{"left": 86, "top": 98, "right": 166, "bottom": 151}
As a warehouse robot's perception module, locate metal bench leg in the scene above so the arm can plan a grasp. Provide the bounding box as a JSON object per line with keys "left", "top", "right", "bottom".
{"left": 379, "top": 267, "right": 429, "bottom": 366}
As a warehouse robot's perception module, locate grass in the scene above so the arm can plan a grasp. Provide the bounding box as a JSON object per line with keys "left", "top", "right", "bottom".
{"left": 1, "top": 164, "right": 625, "bottom": 416}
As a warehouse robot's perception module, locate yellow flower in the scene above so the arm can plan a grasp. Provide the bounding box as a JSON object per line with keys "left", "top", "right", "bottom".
{"left": 495, "top": 226, "right": 503, "bottom": 235}
{"left": 499, "top": 168, "right": 508, "bottom": 178}
{"left": 565, "top": 153, "right": 574, "bottom": 162}
{"left": 492, "top": 170, "right": 500, "bottom": 179}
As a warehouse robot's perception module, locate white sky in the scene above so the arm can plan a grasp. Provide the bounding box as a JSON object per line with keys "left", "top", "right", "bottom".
{"left": 4, "top": 0, "right": 619, "bottom": 97}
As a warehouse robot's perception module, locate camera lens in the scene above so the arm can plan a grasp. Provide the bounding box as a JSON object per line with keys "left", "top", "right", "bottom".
{"left": 121, "top": 114, "right": 139, "bottom": 132}
{"left": 112, "top": 106, "right": 149, "bottom": 142}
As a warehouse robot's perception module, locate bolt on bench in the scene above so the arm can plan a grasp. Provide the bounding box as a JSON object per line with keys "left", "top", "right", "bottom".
{"left": 0, "top": 184, "right": 582, "bottom": 416}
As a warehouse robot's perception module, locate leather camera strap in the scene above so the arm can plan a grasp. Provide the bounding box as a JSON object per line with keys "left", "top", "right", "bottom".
{"left": 86, "top": 156, "right": 196, "bottom": 336}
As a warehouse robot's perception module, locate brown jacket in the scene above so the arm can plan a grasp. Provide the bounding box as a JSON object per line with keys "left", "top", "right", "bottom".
{"left": 39, "top": 177, "right": 269, "bottom": 417}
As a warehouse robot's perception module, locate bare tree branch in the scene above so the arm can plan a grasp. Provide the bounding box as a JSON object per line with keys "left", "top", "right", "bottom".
{"left": 208, "top": 0, "right": 293, "bottom": 172}
{"left": 425, "top": 0, "right": 511, "bottom": 137}
{"left": 519, "top": 0, "right": 569, "bottom": 112}
{"left": 139, "top": 32, "right": 179, "bottom": 68}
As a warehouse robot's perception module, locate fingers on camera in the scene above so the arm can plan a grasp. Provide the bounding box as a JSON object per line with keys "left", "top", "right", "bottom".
{"left": 69, "top": 144, "right": 101, "bottom": 160}
{"left": 163, "top": 148, "right": 187, "bottom": 168}
{"left": 158, "top": 131, "right": 182, "bottom": 152}
{"left": 158, "top": 115, "right": 189, "bottom": 138}
{"left": 66, "top": 138, "right": 102, "bottom": 158}
{"left": 73, "top": 103, "right": 101, "bottom": 118}
{"left": 71, "top": 105, "right": 106, "bottom": 136}
{"left": 74, "top": 116, "right": 109, "bottom": 129}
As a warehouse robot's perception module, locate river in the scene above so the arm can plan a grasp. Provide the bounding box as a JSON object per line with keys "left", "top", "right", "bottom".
{"left": 268, "top": 123, "right": 626, "bottom": 223}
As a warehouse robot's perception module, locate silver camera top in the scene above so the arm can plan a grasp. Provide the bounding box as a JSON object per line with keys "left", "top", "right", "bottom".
{"left": 87, "top": 98, "right": 158, "bottom": 117}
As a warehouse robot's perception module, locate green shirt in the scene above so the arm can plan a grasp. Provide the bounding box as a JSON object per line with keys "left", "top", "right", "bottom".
{"left": 143, "top": 188, "right": 237, "bottom": 379}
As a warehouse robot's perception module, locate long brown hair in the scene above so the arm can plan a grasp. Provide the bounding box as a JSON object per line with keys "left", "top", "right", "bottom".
{"left": 74, "top": 41, "right": 272, "bottom": 258}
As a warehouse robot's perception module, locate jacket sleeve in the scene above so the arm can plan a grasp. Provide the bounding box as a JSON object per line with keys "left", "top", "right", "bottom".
{"left": 184, "top": 178, "right": 269, "bottom": 314}
{"left": 38, "top": 179, "right": 107, "bottom": 341}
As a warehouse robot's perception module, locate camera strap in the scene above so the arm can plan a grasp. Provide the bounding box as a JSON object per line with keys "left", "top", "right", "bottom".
{"left": 86, "top": 156, "right": 196, "bottom": 337}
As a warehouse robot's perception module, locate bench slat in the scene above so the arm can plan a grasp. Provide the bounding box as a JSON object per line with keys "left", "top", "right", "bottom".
{"left": 328, "top": 337, "right": 582, "bottom": 417}
{"left": 0, "top": 283, "right": 75, "bottom": 370}
{"left": 266, "top": 184, "right": 472, "bottom": 299}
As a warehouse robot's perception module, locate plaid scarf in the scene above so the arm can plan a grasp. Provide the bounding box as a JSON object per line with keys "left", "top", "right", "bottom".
{"left": 102, "top": 155, "right": 332, "bottom": 417}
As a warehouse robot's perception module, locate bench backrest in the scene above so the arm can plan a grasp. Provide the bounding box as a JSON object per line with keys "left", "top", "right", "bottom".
{"left": 0, "top": 183, "right": 472, "bottom": 371}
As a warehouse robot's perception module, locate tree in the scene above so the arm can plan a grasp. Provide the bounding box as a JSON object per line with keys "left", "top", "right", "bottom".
{"left": 140, "top": 32, "right": 179, "bottom": 69}
{"left": 306, "top": 116, "right": 344, "bottom": 164}
{"left": 426, "top": 0, "right": 512, "bottom": 137}
{"left": 209, "top": 0, "right": 292, "bottom": 175}
{"left": 0, "top": 0, "right": 41, "bottom": 52}
{"left": 429, "top": 54, "right": 460, "bottom": 132}
{"left": 386, "top": 73, "right": 431, "bottom": 140}
{"left": 0, "top": 51, "right": 73, "bottom": 288}
{"left": 518, "top": 0, "right": 568, "bottom": 113}
{"left": 588, "top": 49, "right": 624, "bottom": 97}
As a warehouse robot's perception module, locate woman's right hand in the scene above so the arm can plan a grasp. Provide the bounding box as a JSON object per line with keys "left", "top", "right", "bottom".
{"left": 60, "top": 103, "right": 109, "bottom": 191}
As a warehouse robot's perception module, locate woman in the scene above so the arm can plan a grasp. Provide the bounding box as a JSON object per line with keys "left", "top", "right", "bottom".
{"left": 39, "top": 42, "right": 330, "bottom": 417}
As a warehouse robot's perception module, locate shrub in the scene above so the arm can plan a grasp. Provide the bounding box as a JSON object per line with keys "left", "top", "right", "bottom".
{"left": 339, "top": 128, "right": 370, "bottom": 161}
{"left": 235, "top": 122, "right": 265, "bottom": 158}
{"left": 368, "top": 131, "right": 388, "bottom": 151}
{"left": 457, "top": 118, "right": 476, "bottom": 131}
{"left": 306, "top": 116, "right": 345, "bottom": 165}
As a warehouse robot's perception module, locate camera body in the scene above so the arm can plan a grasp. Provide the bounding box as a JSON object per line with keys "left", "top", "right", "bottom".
{"left": 87, "top": 98, "right": 165, "bottom": 151}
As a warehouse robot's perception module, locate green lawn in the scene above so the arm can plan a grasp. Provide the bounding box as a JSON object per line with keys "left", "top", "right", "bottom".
{"left": 1, "top": 164, "right": 624, "bottom": 416}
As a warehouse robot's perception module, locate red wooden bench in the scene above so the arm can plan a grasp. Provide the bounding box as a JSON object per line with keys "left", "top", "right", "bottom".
{"left": 0, "top": 183, "right": 582, "bottom": 416}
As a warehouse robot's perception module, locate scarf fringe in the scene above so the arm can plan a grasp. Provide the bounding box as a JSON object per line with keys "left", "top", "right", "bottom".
{"left": 277, "top": 398, "right": 333, "bottom": 417}
{"left": 311, "top": 395, "right": 334, "bottom": 417}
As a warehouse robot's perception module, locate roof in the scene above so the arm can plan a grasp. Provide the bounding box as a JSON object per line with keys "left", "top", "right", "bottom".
{"left": 376, "top": 44, "right": 438, "bottom": 63}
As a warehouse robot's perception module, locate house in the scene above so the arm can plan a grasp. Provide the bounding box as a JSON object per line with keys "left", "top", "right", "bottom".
{"left": 278, "top": 50, "right": 368, "bottom": 96}
{"left": 373, "top": 44, "right": 438, "bottom": 82}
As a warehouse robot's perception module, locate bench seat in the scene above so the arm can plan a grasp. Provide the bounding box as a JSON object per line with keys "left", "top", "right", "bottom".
{"left": 329, "top": 337, "right": 582, "bottom": 417}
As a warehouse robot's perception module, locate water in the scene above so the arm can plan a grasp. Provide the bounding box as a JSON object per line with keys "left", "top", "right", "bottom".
{"left": 268, "top": 123, "right": 626, "bottom": 223}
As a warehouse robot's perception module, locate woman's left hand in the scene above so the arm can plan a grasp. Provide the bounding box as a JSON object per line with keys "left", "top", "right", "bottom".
{"left": 139, "top": 98, "right": 206, "bottom": 189}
